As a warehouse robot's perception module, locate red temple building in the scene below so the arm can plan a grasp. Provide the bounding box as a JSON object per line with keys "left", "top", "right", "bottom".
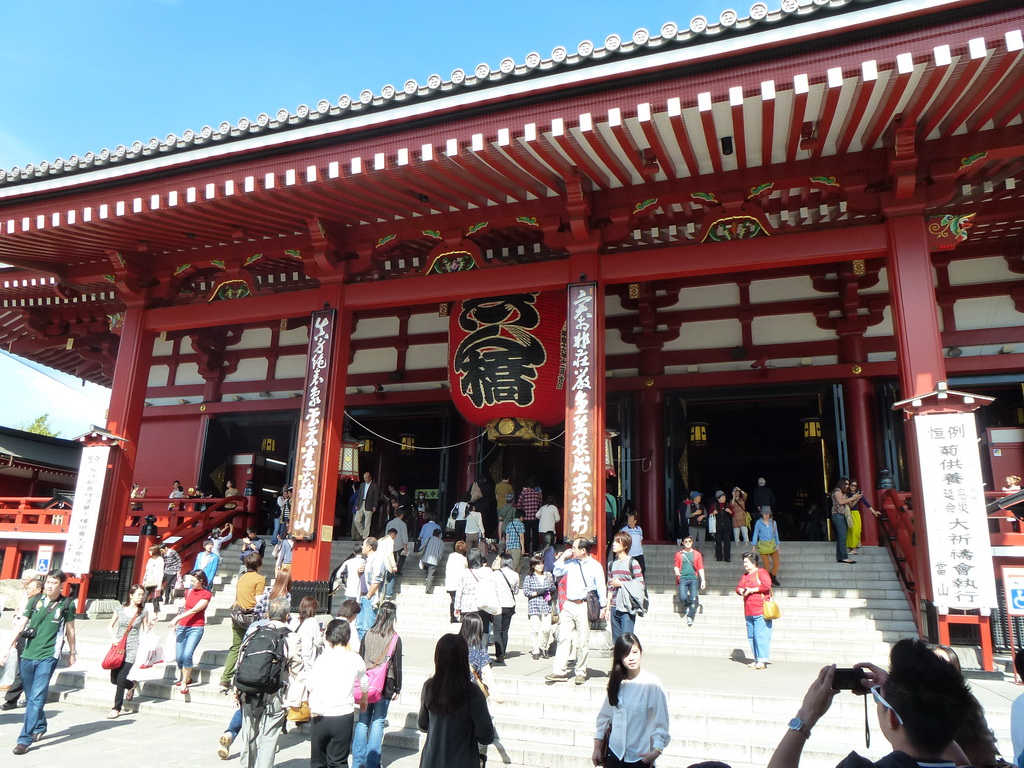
{"left": 0, "top": 0, "right": 1022, "bottom": 659}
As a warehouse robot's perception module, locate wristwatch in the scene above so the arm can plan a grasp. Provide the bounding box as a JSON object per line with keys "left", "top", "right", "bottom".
{"left": 788, "top": 717, "right": 812, "bottom": 739}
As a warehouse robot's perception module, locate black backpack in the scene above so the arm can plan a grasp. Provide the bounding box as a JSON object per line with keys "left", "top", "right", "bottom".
{"left": 234, "top": 624, "right": 291, "bottom": 695}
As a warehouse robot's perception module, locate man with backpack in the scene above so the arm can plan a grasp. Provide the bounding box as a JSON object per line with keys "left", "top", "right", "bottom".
{"left": 234, "top": 598, "right": 296, "bottom": 768}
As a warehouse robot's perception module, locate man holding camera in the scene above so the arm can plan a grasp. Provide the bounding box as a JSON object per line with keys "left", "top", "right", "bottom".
{"left": 768, "top": 638, "right": 973, "bottom": 768}
{"left": 1, "top": 571, "right": 42, "bottom": 711}
{"left": 1, "top": 569, "right": 77, "bottom": 756}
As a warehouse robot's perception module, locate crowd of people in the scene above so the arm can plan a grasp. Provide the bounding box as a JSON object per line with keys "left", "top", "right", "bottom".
{"left": 3, "top": 471, "right": 1021, "bottom": 768}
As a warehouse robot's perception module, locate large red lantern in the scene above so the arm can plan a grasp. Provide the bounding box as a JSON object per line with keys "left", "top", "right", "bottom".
{"left": 449, "top": 292, "right": 566, "bottom": 441}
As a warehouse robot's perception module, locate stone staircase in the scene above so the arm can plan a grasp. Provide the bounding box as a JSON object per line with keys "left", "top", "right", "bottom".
{"left": 28, "top": 540, "right": 1015, "bottom": 768}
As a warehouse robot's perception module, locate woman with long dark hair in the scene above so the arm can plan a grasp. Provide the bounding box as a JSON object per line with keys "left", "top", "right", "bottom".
{"left": 458, "top": 612, "right": 499, "bottom": 702}
{"left": 353, "top": 600, "right": 402, "bottom": 768}
{"left": 106, "top": 584, "right": 153, "bottom": 718}
{"left": 419, "top": 633, "right": 494, "bottom": 768}
{"left": 591, "top": 634, "right": 670, "bottom": 767}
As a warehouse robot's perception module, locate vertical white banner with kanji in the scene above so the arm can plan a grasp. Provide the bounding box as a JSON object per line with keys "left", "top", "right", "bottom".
{"left": 915, "top": 412, "right": 997, "bottom": 609}
{"left": 64, "top": 445, "right": 111, "bottom": 576}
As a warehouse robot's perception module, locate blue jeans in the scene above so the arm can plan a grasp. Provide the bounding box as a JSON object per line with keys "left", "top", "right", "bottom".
{"left": 352, "top": 696, "right": 390, "bottom": 768}
{"left": 17, "top": 655, "right": 58, "bottom": 746}
{"left": 175, "top": 625, "right": 205, "bottom": 669}
{"left": 227, "top": 707, "right": 243, "bottom": 740}
{"left": 609, "top": 609, "right": 635, "bottom": 642}
{"left": 383, "top": 570, "right": 395, "bottom": 600}
{"left": 745, "top": 614, "right": 773, "bottom": 663}
{"left": 678, "top": 579, "right": 699, "bottom": 620}
{"left": 272, "top": 518, "right": 285, "bottom": 545}
{"left": 832, "top": 512, "right": 849, "bottom": 561}
{"left": 357, "top": 597, "right": 378, "bottom": 641}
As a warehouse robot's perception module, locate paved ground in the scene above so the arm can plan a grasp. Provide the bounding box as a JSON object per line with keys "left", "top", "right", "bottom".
{"left": 0, "top": 612, "right": 1020, "bottom": 765}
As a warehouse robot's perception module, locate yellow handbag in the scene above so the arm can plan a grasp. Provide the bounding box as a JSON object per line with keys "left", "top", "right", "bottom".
{"left": 287, "top": 701, "right": 311, "bottom": 722}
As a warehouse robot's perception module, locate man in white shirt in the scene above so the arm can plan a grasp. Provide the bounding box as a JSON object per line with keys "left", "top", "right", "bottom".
{"left": 357, "top": 538, "right": 386, "bottom": 641}
{"left": 377, "top": 529, "right": 399, "bottom": 600}
{"left": 384, "top": 509, "right": 410, "bottom": 576}
{"left": 546, "top": 538, "right": 607, "bottom": 686}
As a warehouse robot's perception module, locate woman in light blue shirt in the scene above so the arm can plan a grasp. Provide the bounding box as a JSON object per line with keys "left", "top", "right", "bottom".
{"left": 751, "top": 509, "right": 781, "bottom": 587}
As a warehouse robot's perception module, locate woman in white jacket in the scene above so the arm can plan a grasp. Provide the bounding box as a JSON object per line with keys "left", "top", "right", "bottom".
{"left": 592, "top": 633, "right": 670, "bottom": 767}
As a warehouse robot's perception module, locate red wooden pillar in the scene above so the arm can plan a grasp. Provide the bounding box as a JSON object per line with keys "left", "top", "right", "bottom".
{"left": 886, "top": 215, "right": 947, "bottom": 613}
{"left": 887, "top": 217, "right": 946, "bottom": 396}
{"left": 94, "top": 307, "right": 154, "bottom": 572}
{"left": 292, "top": 283, "right": 350, "bottom": 583}
{"left": 0, "top": 546, "right": 20, "bottom": 579}
{"left": 637, "top": 387, "right": 666, "bottom": 541}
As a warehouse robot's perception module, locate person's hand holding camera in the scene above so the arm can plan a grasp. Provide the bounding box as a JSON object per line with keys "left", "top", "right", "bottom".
{"left": 794, "top": 664, "right": 841, "bottom": 729}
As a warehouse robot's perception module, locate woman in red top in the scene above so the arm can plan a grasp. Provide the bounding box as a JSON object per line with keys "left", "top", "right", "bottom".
{"left": 735, "top": 552, "right": 773, "bottom": 670}
{"left": 169, "top": 569, "right": 211, "bottom": 694}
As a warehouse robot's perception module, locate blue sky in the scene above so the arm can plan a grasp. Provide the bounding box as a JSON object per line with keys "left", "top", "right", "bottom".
{"left": 0, "top": 0, "right": 749, "bottom": 434}
{"left": 1, "top": 0, "right": 747, "bottom": 169}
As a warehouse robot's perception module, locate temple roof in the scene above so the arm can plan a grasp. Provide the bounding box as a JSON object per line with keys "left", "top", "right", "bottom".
{"left": 0, "top": 0, "right": 1019, "bottom": 388}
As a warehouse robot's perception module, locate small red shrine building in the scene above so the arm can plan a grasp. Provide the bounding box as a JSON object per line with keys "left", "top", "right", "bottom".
{"left": 0, "top": 0, "right": 1022, "bottom": 650}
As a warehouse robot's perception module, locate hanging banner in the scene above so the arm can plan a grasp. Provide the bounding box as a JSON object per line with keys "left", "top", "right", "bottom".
{"left": 290, "top": 309, "right": 336, "bottom": 541}
{"left": 915, "top": 412, "right": 997, "bottom": 610}
{"left": 564, "top": 282, "right": 600, "bottom": 543}
{"left": 63, "top": 445, "right": 111, "bottom": 576}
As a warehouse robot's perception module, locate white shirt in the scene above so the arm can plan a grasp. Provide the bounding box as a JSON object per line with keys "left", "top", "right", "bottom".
{"left": 494, "top": 567, "right": 519, "bottom": 609}
{"left": 444, "top": 552, "right": 468, "bottom": 592}
{"left": 342, "top": 557, "right": 364, "bottom": 598}
{"left": 594, "top": 669, "right": 671, "bottom": 762}
{"left": 307, "top": 645, "right": 369, "bottom": 717}
{"left": 537, "top": 504, "right": 561, "bottom": 533}
{"left": 465, "top": 508, "right": 484, "bottom": 535}
{"left": 378, "top": 536, "right": 397, "bottom": 572}
{"left": 553, "top": 555, "right": 607, "bottom": 607}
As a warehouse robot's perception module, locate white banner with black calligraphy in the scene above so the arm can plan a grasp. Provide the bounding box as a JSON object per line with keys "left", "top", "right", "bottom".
{"left": 915, "top": 412, "right": 997, "bottom": 610}
{"left": 64, "top": 445, "right": 111, "bottom": 576}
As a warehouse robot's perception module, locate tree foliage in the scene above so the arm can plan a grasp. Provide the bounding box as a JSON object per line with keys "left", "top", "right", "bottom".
{"left": 18, "top": 413, "right": 60, "bottom": 437}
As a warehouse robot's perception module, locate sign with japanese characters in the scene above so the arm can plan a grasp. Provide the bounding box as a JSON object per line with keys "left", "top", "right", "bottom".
{"left": 64, "top": 445, "right": 111, "bottom": 576}
{"left": 290, "top": 309, "right": 336, "bottom": 541}
{"left": 915, "top": 412, "right": 997, "bottom": 610}
{"left": 564, "top": 283, "right": 601, "bottom": 543}
{"left": 448, "top": 293, "right": 566, "bottom": 428}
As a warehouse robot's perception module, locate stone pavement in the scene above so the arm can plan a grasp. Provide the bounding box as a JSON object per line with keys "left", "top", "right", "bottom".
{"left": 1, "top": 608, "right": 1020, "bottom": 767}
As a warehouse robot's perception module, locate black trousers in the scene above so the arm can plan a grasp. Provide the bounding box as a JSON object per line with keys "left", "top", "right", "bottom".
{"left": 493, "top": 607, "right": 514, "bottom": 660}
{"left": 110, "top": 659, "right": 136, "bottom": 711}
{"left": 310, "top": 712, "right": 354, "bottom": 768}
{"left": 715, "top": 528, "right": 732, "bottom": 562}
{"left": 523, "top": 519, "right": 540, "bottom": 554}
